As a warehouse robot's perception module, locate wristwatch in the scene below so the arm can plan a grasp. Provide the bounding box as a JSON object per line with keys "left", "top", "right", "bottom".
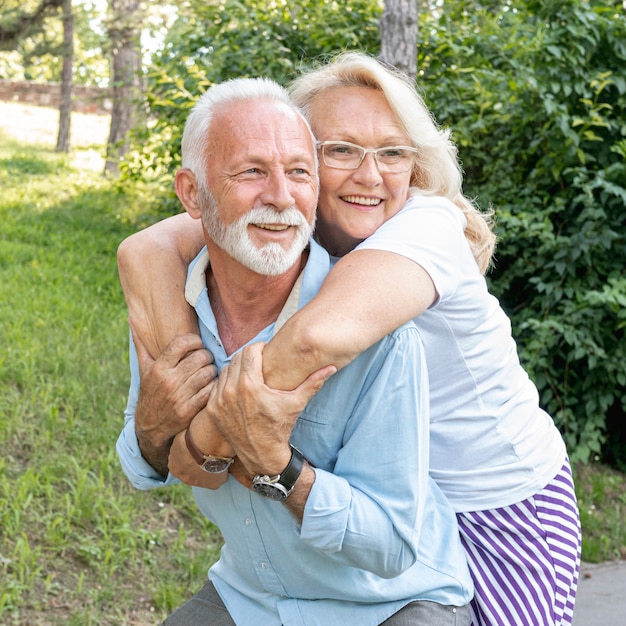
{"left": 252, "top": 446, "right": 306, "bottom": 502}
{"left": 184, "top": 427, "right": 234, "bottom": 474}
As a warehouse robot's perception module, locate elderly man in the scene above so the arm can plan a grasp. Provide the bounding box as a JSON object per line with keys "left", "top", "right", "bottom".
{"left": 117, "top": 77, "right": 473, "bottom": 626}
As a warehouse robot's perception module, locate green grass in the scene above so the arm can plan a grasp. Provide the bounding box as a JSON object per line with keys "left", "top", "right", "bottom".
{"left": 0, "top": 131, "right": 624, "bottom": 624}
{"left": 575, "top": 461, "right": 626, "bottom": 563}
{"left": 0, "top": 134, "right": 222, "bottom": 625}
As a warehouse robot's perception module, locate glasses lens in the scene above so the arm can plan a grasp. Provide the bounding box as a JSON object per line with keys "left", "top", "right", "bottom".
{"left": 376, "top": 148, "right": 415, "bottom": 173}
{"left": 320, "top": 142, "right": 416, "bottom": 173}
{"left": 322, "top": 143, "right": 363, "bottom": 169}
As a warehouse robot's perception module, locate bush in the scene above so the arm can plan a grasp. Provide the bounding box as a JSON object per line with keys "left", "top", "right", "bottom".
{"left": 420, "top": 0, "right": 626, "bottom": 465}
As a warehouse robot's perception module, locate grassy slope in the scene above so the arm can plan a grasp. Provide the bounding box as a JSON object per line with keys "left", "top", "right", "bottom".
{"left": 0, "top": 133, "right": 222, "bottom": 625}
{"left": 0, "top": 108, "right": 624, "bottom": 624}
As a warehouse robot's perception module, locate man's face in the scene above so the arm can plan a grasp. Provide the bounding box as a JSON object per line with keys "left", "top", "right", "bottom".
{"left": 201, "top": 100, "right": 318, "bottom": 276}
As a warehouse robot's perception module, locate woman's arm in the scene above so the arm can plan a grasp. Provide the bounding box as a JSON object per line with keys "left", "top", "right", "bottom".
{"left": 118, "top": 214, "right": 235, "bottom": 473}
{"left": 262, "top": 249, "right": 436, "bottom": 390}
{"left": 117, "top": 212, "right": 204, "bottom": 358}
{"left": 118, "top": 216, "right": 436, "bottom": 391}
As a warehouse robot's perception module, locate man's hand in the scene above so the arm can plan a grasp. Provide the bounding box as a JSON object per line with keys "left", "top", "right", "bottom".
{"left": 204, "top": 342, "right": 335, "bottom": 479}
{"left": 134, "top": 330, "right": 217, "bottom": 476}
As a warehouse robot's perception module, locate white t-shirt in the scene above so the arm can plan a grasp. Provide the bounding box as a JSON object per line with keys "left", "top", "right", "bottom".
{"left": 356, "top": 195, "right": 566, "bottom": 512}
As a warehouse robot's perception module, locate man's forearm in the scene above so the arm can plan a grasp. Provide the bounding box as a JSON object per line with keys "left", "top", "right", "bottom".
{"left": 136, "top": 430, "right": 173, "bottom": 477}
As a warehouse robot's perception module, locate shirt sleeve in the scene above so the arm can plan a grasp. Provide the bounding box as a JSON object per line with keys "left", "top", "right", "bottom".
{"left": 355, "top": 195, "right": 471, "bottom": 303}
{"left": 298, "top": 324, "right": 431, "bottom": 579}
{"left": 116, "top": 333, "right": 180, "bottom": 490}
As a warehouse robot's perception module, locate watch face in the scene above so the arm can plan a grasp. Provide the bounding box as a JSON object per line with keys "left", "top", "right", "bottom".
{"left": 201, "top": 457, "right": 233, "bottom": 474}
{"left": 252, "top": 481, "right": 288, "bottom": 501}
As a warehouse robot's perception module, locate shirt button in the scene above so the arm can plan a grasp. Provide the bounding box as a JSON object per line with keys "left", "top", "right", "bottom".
{"left": 260, "top": 562, "right": 268, "bottom": 570}
{"left": 244, "top": 518, "right": 252, "bottom": 526}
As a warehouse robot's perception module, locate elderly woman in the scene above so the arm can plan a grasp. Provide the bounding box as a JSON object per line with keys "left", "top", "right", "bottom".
{"left": 117, "top": 52, "right": 581, "bottom": 626}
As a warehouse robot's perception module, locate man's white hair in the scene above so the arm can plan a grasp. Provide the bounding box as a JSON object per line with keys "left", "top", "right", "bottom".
{"left": 181, "top": 77, "right": 316, "bottom": 189}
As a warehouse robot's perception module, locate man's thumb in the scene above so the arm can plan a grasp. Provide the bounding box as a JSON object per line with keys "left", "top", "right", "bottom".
{"left": 299, "top": 365, "right": 337, "bottom": 399}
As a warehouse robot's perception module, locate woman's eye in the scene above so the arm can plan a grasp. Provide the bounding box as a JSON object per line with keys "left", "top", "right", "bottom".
{"left": 329, "top": 145, "right": 356, "bottom": 155}
{"left": 380, "top": 148, "right": 402, "bottom": 158}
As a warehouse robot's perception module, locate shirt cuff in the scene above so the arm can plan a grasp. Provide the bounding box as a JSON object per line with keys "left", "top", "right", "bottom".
{"left": 116, "top": 420, "right": 180, "bottom": 490}
{"left": 299, "top": 468, "right": 351, "bottom": 553}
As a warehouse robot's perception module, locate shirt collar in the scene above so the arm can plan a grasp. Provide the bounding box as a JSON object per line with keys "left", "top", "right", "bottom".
{"left": 185, "top": 239, "right": 331, "bottom": 333}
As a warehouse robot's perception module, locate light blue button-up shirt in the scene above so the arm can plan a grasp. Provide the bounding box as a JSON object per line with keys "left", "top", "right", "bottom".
{"left": 117, "top": 239, "right": 473, "bottom": 626}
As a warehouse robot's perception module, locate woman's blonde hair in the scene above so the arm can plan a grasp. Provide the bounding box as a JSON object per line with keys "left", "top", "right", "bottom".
{"left": 289, "top": 52, "right": 496, "bottom": 273}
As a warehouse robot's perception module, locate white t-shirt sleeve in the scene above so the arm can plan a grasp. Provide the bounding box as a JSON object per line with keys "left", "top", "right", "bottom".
{"left": 354, "top": 195, "right": 471, "bottom": 304}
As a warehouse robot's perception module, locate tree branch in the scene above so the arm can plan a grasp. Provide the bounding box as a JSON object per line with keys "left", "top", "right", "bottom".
{"left": 0, "top": 0, "right": 64, "bottom": 51}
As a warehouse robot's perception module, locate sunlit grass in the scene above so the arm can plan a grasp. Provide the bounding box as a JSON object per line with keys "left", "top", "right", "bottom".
{"left": 575, "top": 461, "right": 626, "bottom": 563}
{"left": 0, "top": 133, "right": 222, "bottom": 625}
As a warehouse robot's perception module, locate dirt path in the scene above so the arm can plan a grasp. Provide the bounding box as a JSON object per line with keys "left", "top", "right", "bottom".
{"left": 0, "top": 101, "right": 109, "bottom": 146}
{"left": 0, "top": 101, "right": 110, "bottom": 170}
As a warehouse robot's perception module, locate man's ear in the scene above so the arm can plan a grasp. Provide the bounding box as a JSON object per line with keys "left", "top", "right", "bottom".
{"left": 174, "top": 169, "right": 202, "bottom": 219}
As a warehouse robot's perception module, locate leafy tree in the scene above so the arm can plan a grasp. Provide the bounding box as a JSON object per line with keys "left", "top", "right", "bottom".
{"left": 419, "top": 0, "right": 626, "bottom": 465}
{"left": 55, "top": 0, "right": 73, "bottom": 152}
{"left": 0, "top": 0, "right": 108, "bottom": 84}
{"left": 121, "top": 0, "right": 382, "bottom": 206}
{"left": 104, "top": 0, "right": 144, "bottom": 175}
{"left": 379, "top": 0, "right": 418, "bottom": 79}
{"left": 0, "top": 0, "right": 63, "bottom": 50}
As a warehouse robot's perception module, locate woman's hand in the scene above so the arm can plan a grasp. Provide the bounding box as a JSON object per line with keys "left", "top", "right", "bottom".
{"left": 206, "top": 342, "right": 336, "bottom": 479}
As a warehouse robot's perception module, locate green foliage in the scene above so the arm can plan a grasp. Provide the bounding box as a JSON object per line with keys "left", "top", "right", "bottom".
{"left": 419, "top": 0, "right": 626, "bottom": 465}
{"left": 0, "top": 0, "right": 109, "bottom": 85}
{"left": 0, "top": 0, "right": 63, "bottom": 52}
{"left": 121, "top": 0, "right": 383, "bottom": 214}
{"left": 161, "top": 0, "right": 382, "bottom": 83}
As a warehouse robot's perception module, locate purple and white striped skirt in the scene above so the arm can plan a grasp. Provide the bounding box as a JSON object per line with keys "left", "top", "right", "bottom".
{"left": 456, "top": 459, "right": 582, "bottom": 626}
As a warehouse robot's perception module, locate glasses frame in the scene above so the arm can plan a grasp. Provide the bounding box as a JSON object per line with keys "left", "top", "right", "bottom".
{"left": 316, "top": 140, "right": 418, "bottom": 173}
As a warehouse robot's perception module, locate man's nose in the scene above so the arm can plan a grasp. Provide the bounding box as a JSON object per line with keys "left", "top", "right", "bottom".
{"left": 260, "top": 171, "right": 296, "bottom": 210}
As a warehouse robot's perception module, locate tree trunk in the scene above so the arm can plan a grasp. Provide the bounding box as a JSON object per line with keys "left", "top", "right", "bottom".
{"left": 56, "top": 0, "right": 73, "bottom": 153}
{"left": 379, "top": 0, "right": 419, "bottom": 81}
{"left": 104, "top": 0, "right": 143, "bottom": 176}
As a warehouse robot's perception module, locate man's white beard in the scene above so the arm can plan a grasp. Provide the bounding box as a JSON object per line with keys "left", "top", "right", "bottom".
{"left": 200, "top": 188, "right": 315, "bottom": 276}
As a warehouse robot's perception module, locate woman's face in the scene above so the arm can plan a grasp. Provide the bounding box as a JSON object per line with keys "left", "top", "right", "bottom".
{"left": 308, "top": 85, "right": 413, "bottom": 256}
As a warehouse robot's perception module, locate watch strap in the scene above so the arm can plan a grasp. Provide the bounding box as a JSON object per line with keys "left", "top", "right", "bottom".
{"left": 184, "top": 427, "right": 234, "bottom": 472}
{"left": 184, "top": 427, "right": 207, "bottom": 465}
{"left": 277, "top": 446, "right": 305, "bottom": 493}
{"left": 252, "top": 446, "right": 305, "bottom": 500}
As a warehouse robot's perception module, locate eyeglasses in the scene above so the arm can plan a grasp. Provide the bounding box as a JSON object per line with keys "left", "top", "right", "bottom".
{"left": 317, "top": 140, "right": 418, "bottom": 173}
